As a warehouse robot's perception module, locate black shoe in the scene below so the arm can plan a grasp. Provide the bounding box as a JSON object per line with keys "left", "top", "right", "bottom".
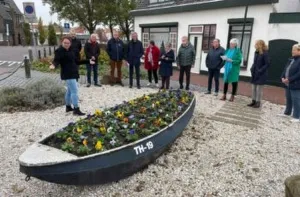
{"left": 73, "top": 107, "right": 86, "bottom": 116}
{"left": 186, "top": 87, "right": 190, "bottom": 91}
{"left": 66, "top": 105, "right": 73, "bottom": 112}
{"left": 119, "top": 81, "right": 124, "bottom": 87}
{"left": 94, "top": 84, "right": 102, "bottom": 87}
{"left": 247, "top": 100, "right": 256, "bottom": 107}
{"left": 179, "top": 85, "right": 184, "bottom": 90}
{"left": 137, "top": 86, "right": 141, "bottom": 89}
{"left": 129, "top": 85, "right": 132, "bottom": 88}
{"left": 205, "top": 91, "right": 211, "bottom": 95}
{"left": 252, "top": 101, "right": 261, "bottom": 108}
{"left": 86, "top": 84, "right": 91, "bottom": 87}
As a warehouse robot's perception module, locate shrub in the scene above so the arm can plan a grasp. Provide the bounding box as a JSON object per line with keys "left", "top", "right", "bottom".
{"left": 0, "top": 79, "right": 65, "bottom": 112}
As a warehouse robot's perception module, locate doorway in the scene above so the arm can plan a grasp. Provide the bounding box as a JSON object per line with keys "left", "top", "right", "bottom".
{"left": 189, "top": 34, "right": 203, "bottom": 73}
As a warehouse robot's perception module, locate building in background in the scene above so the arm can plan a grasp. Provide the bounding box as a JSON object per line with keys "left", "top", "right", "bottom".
{"left": 0, "top": 0, "right": 24, "bottom": 46}
{"left": 131, "top": 0, "right": 300, "bottom": 86}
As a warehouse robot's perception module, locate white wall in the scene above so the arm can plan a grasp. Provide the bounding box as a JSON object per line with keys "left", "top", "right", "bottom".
{"left": 268, "top": 24, "right": 300, "bottom": 42}
{"left": 134, "top": 5, "right": 273, "bottom": 77}
{"left": 275, "top": 0, "right": 300, "bottom": 12}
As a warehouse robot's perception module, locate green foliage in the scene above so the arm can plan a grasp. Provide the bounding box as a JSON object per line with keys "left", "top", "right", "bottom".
{"left": 43, "top": 90, "right": 194, "bottom": 156}
{"left": 0, "top": 79, "right": 65, "bottom": 112}
{"left": 38, "top": 17, "right": 46, "bottom": 45}
{"left": 23, "top": 23, "right": 31, "bottom": 46}
{"left": 48, "top": 23, "right": 57, "bottom": 46}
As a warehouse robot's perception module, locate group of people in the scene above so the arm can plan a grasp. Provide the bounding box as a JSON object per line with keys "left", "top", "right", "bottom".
{"left": 50, "top": 30, "right": 300, "bottom": 122}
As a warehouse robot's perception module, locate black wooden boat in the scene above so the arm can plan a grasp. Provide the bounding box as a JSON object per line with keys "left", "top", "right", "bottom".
{"left": 19, "top": 95, "right": 196, "bottom": 185}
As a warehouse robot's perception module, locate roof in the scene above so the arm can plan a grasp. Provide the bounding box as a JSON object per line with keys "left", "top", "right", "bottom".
{"left": 0, "top": 4, "right": 12, "bottom": 20}
{"left": 132, "top": 0, "right": 279, "bottom": 16}
{"left": 4, "top": 0, "right": 22, "bottom": 15}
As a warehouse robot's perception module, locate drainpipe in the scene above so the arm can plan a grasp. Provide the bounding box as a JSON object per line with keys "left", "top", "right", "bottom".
{"left": 240, "top": 2, "right": 249, "bottom": 51}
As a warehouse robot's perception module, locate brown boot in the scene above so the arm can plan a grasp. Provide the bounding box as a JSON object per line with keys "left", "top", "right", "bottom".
{"left": 220, "top": 95, "right": 226, "bottom": 101}
{"left": 229, "top": 95, "right": 235, "bottom": 102}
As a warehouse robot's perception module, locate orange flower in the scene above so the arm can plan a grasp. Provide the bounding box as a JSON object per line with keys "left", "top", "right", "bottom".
{"left": 123, "top": 118, "right": 129, "bottom": 123}
{"left": 83, "top": 139, "right": 88, "bottom": 146}
{"left": 140, "top": 123, "right": 145, "bottom": 128}
{"left": 140, "top": 107, "right": 147, "bottom": 113}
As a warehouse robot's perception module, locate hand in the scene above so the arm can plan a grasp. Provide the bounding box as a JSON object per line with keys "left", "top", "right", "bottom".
{"left": 91, "top": 56, "right": 95, "bottom": 60}
{"left": 90, "top": 59, "right": 95, "bottom": 65}
{"left": 161, "top": 55, "right": 165, "bottom": 59}
{"left": 49, "top": 64, "right": 55, "bottom": 70}
{"left": 284, "top": 78, "right": 289, "bottom": 84}
{"left": 226, "top": 58, "right": 233, "bottom": 62}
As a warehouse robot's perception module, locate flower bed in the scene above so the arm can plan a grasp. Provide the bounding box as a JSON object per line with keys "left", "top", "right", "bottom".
{"left": 43, "top": 90, "right": 194, "bottom": 157}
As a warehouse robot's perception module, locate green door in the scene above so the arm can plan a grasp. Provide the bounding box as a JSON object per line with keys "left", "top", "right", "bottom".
{"left": 268, "top": 39, "right": 298, "bottom": 87}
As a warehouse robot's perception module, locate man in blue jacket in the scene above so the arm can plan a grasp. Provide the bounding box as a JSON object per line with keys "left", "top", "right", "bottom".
{"left": 107, "top": 31, "right": 125, "bottom": 86}
{"left": 126, "top": 32, "right": 144, "bottom": 89}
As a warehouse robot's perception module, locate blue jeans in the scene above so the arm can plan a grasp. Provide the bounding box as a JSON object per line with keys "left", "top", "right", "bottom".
{"left": 86, "top": 64, "right": 99, "bottom": 84}
{"left": 285, "top": 88, "right": 300, "bottom": 119}
{"left": 65, "top": 79, "right": 79, "bottom": 108}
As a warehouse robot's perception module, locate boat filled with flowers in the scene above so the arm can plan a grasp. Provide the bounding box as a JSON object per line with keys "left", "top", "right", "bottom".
{"left": 19, "top": 90, "right": 196, "bottom": 185}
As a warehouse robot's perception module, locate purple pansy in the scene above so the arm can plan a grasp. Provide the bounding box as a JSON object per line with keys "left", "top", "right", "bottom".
{"left": 129, "top": 129, "right": 135, "bottom": 135}
{"left": 129, "top": 115, "right": 135, "bottom": 119}
{"left": 95, "top": 133, "right": 102, "bottom": 138}
{"left": 139, "top": 119, "right": 145, "bottom": 123}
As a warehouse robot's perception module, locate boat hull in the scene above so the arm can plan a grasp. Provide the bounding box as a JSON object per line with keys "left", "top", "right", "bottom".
{"left": 20, "top": 98, "right": 196, "bottom": 185}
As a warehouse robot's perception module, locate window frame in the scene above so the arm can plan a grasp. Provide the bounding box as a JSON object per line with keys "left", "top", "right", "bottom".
{"left": 149, "top": 0, "right": 173, "bottom": 4}
{"left": 202, "top": 24, "right": 217, "bottom": 52}
{"left": 227, "top": 21, "right": 254, "bottom": 69}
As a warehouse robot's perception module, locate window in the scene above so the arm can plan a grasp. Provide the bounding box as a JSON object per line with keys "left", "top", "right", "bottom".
{"left": 228, "top": 22, "right": 253, "bottom": 68}
{"left": 0, "top": 33, "right": 3, "bottom": 41}
{"left": 202, "top": 24, "right": 216, "bottom": 51}
{"left": 142, "top": 26, "right": 178, "bottom": 54}
{"left": 149, "top": 0, "right": 171, "bottom": 3}
{"left": 189, "top": 25, "right": 203, "bottom": 34}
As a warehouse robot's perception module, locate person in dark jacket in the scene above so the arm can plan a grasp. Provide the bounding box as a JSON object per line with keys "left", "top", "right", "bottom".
{"left": 126, "top": 32, "right": 144, "bottom": 89}
{"left": 107, "top": 31, "right": 125, "bottom": 86}
{"left": 159, "top": 42, "right": 175, "bottom": 90}
{"left": 205, "top": 39, "right": 225, "bottom": 96}
{"left": 50, "top": 37, "right": 95, "bottom": 116}
{"left": 84, "top": 34, "right": 101, "bottom": 87}
{"left": 177, "top": 36, "right": 195, "bottom": 90}
{"left": 247, "top": 40, "right": 270, "bottom": 108}
{"left": 70, "top": 30, "right": 82, "bottom": 62}
{"left": 145, "top": 40, "right": 160, "bottom": 87}
{"left": 278, "top": 44, "right": 300, "bottom": 123}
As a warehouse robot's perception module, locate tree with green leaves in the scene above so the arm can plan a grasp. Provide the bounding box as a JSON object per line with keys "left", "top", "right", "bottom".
{"left": 48, "top": 23, "right": 57, "bottom": 46}
{"left": 44, "top": 0, "right": 106, "bottom": 34}
{"left": 23, "top": 23, "right": 31, "bottom": 45}
{"left": 38, "top": 17, "right": 46, "bottom": 45}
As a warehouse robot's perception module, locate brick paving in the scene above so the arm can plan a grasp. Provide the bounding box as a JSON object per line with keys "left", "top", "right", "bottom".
{"left": 0, "top": 67, "right": 285, "bottom": 105}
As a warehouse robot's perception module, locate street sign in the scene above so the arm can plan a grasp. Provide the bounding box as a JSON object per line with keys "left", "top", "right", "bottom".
{"left": 64, "top": 23, "right": 70, "bottom": 29}
{"left": 23, "top": 2, "right": 37, "bottom": 23}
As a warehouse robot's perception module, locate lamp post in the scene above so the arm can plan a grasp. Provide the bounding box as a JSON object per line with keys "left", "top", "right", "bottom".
{"left": 6, "top": 23, "right": 9, "bottom": 46}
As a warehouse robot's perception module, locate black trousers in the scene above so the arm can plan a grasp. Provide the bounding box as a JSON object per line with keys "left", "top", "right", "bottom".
{"left": 86, "top": 64, "right": 98, "bottom": 84}
{"left": 207, "top": 68, "right": 220, "bottom": 93}
{"left": 129, "top": 63, "right": 140, "bottom": 86}
{"left": 148, "top": 69, "right": 158, "bottom": 83}
{"left": 161, "top": 76, "right": 170, "bottom": 89}
{"left": 223, "top": 82, "right": 238, "bottom": 95}
{"left": 179, "top": 65, "right": 191, "bottom": 88}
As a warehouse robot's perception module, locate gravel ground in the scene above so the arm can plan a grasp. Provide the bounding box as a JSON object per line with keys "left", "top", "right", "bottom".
{"left": 0, "top": 85, "right": 299, "bottom": 197}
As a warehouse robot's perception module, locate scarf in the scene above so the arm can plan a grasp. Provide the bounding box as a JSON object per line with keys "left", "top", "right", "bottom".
{"left": 224, "top": 48, "right": 236, "bottom": 82}
{"left": 148, "top": 47, "right": 153, "bottom": 66}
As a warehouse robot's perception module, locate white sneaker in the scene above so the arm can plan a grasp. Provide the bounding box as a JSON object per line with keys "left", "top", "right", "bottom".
{"left": 277, "top": 113, "right": 290, "bottom": 118}
{"left": 155, "top": 83, "right": 159, "bottom": 88}
{"left": 147, "top": 83, "right": 152, "bottom": 86}
{"left": 290, "top": 119, "right": 300, "bottom": 123}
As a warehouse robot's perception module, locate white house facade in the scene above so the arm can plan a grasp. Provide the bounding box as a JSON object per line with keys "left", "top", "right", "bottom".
{"left": 131, "top": 0, "right": 300, "bottom": 86}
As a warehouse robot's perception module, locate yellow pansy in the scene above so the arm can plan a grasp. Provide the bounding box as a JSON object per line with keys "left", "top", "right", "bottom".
{"left": 77, "top": 127, "right": 83, "bottom": 134}
{"left": 144, "top": 95, "right": 150, "bottom": 100}
{"left": 83, "top": 139, "right": 88, "bottom": 146}
{"left": 95, "top": 109, "right": 103, "bottom": 116}
{"left": 129, "top": 100, "right": 135, "bottom": 105}
{"left": 116, "top": 111, "right": 124, "bottom": 119}
{"left": 66, "top": 137, "right": 73, "bottom": 143}
{"left": 155, "top": 101, "right": 160, "bottom": 106}
{"left": 95, "top": 141, "right": 103, "bottom": 151}
{"left": 99, "top": 126, "right": 106, "bottom": 134}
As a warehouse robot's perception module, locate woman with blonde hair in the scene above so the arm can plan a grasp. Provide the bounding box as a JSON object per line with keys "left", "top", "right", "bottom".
{"left": 278, "top": 44, "right": 300, "bottom": 123}
{"left": 247, "top": 40, "right": 270, "bottom": 108}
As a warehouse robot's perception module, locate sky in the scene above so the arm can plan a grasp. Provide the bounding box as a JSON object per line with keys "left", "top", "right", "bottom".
{"left": 15, "top": 0, "right": 60, "bottom": 25}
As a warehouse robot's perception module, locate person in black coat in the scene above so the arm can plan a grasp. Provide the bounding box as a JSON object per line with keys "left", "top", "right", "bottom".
{"left": 278, "top": 44, "right": 300, "bottom": 123}
{"left": 50, "top": 37, "right": 95, "bottom": 116}
{"left": 84, "top": 34, "right": 101, "bottom": 87}
{"left": 159, "top": 42, "right": 174, "bottom": 89}
{"left": 247, "top": 40, "right": 270, "bottom": 108}
{"left": 70, "top": 30, "right": 82, "bottom": 62}
{"left": 126, "top": 32, "right": 144, "bottom": 89}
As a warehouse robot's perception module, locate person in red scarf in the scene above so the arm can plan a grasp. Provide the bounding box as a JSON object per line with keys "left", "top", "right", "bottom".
{"left": 84, "top": 34, "right": 101, "bottom": 87}
{"left": 145, "top": 40, "right": 160, "bottom": 87}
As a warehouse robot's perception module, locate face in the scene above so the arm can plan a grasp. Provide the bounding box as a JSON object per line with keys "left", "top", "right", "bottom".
{"left": 62, "top": 38, "right": 71, "bottom": 50}
{"left": 212, "top": 40, "right": 220, "bottom": 48}
{"left": 70, "top": 32, "right": 76, "bottom": 38}
{"left": 181, "top": 37, "right": 188, "bottom": 46}
{"left": 131, "top": 33, "right": 138, "bottom": 40}
{"left": 230, "top": 42, "right": 237, "bottom": 49}
{"left": 292, "top": 47, "right": 299, "bottom": 57}
{"left": 165, "top": 45, "right": 171, "bottom": 51}
{"left": 90, "top": 35, "right": 97, "bottom": 42}
{"left": 113, "top": 32, "right": 119, "bottom": 39}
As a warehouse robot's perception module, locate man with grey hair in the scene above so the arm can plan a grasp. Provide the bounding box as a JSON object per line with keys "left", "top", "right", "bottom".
{"left": 177, "top": 36, "right": 195, "bottom": 90}
{"left": 205, "top": 39, "right": 225, "bottom": 96}
{"left": 84, "top": 33, "right": 101, "bottom": 87}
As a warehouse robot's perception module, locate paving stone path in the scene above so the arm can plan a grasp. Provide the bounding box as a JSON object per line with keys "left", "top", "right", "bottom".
{"left": 209, "top": 98, "right": 262, "bottom": 128}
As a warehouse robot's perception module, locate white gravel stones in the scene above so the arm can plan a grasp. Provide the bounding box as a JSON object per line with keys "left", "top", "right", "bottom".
{"left": 0, "top": 85, "right": 299, "bottom": 197}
